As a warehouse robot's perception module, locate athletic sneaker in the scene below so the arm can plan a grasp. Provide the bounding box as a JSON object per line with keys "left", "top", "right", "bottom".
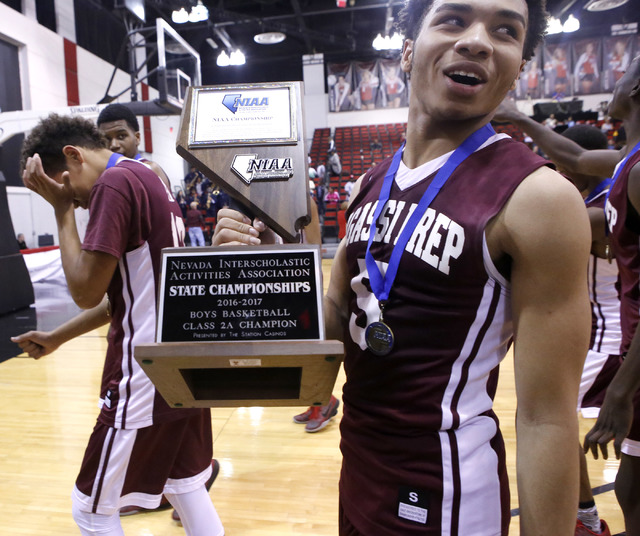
{"left": 305, "top": 396, "right": 340, "bottom": 433}
{"left": 120, "top": 459, "right": 219, "bottom": 517}
{"left": 575, "top": 519, "right": 612, "bottom": 536}
{"left": 293, "top": 405, "right": 316, "bottom": 424}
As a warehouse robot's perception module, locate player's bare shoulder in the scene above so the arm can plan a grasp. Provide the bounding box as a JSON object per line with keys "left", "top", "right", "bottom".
{"left": 487, "top": 166, "right": 590, "bottom": 265}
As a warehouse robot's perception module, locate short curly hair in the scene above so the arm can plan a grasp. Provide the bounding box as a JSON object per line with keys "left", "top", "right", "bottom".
{"left": 21, "top": 114, "right": 106, "bottom": 176}
{"left": 397, "top": 0, "right": 549, "bottom": 61}
{"left": 97, "top": 103, "right": 140, "bottom": 132}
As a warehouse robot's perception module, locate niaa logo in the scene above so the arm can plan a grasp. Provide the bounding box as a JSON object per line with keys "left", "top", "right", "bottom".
{"left": 222, "top": 93, "right": 269, "bottom": 114}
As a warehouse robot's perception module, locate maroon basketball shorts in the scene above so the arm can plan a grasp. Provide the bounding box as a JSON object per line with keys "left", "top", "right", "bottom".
{"left": 72, "top": 410, "right": 213, "bottom": 515}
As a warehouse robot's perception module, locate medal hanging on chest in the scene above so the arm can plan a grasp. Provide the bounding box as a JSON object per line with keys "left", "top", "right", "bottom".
{"left": 365, "top": 301, "right": 394, "bottom": 356}
{"left": 364, "top": 124, "right": 496, "bottom": 357}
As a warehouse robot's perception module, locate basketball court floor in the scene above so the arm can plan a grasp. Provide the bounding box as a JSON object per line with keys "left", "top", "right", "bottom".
{"left": 0, "top": 258, "right": 627, "bottom": 535}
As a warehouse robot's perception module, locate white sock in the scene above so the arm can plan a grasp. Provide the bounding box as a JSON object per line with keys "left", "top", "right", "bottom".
{"left": 166, "top": 486, "right": 224, "bottom": 536}
{"left": 577, "top": 505, "right": 602, "bottom": 533}
{"left": 71, "top": 502, "right": 124, "bottom": 536}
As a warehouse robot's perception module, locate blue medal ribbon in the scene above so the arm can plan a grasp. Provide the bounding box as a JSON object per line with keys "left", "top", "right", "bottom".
{"left": 106, "top": 153, "right": 122, "bottom": 169}
{"left": 604, "top": 140, "right": 640, "bottom": 234}
{"left": 584, "top": 178, "right": 612, "bottom": 206}
{"left": 365, "top": 123, "right": 496, "bottom": 306}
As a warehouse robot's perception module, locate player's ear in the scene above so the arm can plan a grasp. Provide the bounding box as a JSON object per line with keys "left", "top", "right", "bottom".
{"left": 510, "top": 60, "right": 527, "bottom": 91}
{"left": 62, "top": 145, "right": 83, "bottom": 164}
{"left": 401, "top": 40, "right": 414, "bottom": 74}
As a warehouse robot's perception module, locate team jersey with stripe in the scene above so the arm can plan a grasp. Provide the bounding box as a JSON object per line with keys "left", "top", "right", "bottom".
{"left": 604, "top": 147, "right": 640, "bottom": 447}
{"left": 585, "top": 190, "right": 621, "bottom": 355}
{"left": 578, "top": 189, "right": 622, "bottom": 412}
{"left": 83, "top": 158, "right": 201, "bottom": 429}
{"left": 606, "top": 149, "right": 640, "bottom": 352}
{"left": 339, "top": 135, "right": 550, "bottom": 535}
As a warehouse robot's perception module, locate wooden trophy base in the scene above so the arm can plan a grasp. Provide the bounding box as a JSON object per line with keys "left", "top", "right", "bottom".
{"left": 135, "top": 340, "right": 343, "bottom": 408}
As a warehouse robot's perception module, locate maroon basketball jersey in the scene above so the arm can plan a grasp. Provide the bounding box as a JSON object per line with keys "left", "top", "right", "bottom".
{"left": 604, "top": 148, "right": 640, "bottom": 447}
{"left": 83, "top": 159, "right": 202, "bottom": 429}
{"left": 605, "top": 149, "right": 640, "bottom": 352}
{"left": 340, "top": 136, "right": 550, "bottom": 535}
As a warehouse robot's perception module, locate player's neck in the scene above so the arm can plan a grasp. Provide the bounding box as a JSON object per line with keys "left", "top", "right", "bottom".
{"left": 624, "top": 111, "right": 640, "bottom": 152}
{"left": 403, "top": 114, "right": 492, "bottom": 169}
{"left": 91, "top": 148, "right": 117, "bottom": 173}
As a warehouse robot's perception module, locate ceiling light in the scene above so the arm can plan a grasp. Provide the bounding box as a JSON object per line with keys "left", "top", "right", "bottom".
{"left": 372, "top": 33, "right": 385, "bottom": 50}
{"left": 585, "top": 0, "right": 629, "bottom": 11}
{"left": 171, "top": 1, "right": 208, "bottom": 24}
{"left": 389, "top": 32, "right": 404, "bottom": 50}
{"left": 373, "top": 32, "right": 404, "bottom": 51}
{"left": 217, "top": 49, "right": 245, "bottom": 67}
{"left": 546, "top": 16, "right": 563, "bottom": 34}
{"left": 254, "top": 32, "right": 287, "bottom": 45}
{"left": 171, "top": 7, "right": 189, "bottom": 24}
{"left": 217, "top": 51, "right": 230, "bottom": 67}
{"left": 563, "top": 14, "right": 580, "bottom": 32}
{"left": 206, "top": 37, "right": 218, "bottom": 49}
{"left": 188, "top": 1, "right": 209, "bottom": 23}
{"left": 229, "top": 49, "right": 246, "bottom": 65}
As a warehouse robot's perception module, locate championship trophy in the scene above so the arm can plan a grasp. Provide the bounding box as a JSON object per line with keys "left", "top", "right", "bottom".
{"left": 135, "top": 83, "right": 343, "bottom": 408}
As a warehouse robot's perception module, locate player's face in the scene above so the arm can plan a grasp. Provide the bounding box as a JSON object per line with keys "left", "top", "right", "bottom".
{"left": 55, "top": 154, "right": 101, "bottom": 210}
{"left": 99, "top": 119, "right": 140, "bottom": 159}
{"left": 609, "top": 55, "right": 640, "bottom": 120}
{"left": 401, "top": 0, "right": 527, "bottom": 122}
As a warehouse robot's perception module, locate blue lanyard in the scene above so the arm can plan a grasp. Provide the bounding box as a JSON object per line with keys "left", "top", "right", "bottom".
{"left": 584, "top": 178, "right": 612, "bottom": 205}
{"left": 604, "top": 140, "right": 640, "bottom": 231}
{"left": 106, "top": 153, "right": 121, "bottom": 169}
{"left": 106, "top": 153, "right": 140, "bottom": 169}
{"left": 365, "top": 123, "right": 496, "bottom": 303}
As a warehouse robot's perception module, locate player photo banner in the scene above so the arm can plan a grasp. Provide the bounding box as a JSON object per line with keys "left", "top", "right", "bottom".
{"left": 603, "top": 36, "right": 632, "bottom": 92}
{"left": 380, "top": 59, "right": 408, "bottom": 108}
{"left": 543, "top": 43, "right": 571, "bottom": 99}
{"left": 519, "top": 47, "right": 543, "bottom": 99}
{"left": 328, "top": 59, "right": 409, "bottom": 112}
{"left": 353, "top": 61, "right": 380, "bottom": 110}
{"left": 327, "top": 62, "right": 354, "bottom": 112}
{"left": 573, "top": 38, "right": 602, "bottom": 95}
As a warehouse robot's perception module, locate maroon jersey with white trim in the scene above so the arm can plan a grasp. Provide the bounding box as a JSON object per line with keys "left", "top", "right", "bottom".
{"left": 83, "top": 159, "right": 200, "bottom": 429}
{"left": 603, "top": 148, "right": 640, "bottom": 448}
{"left": 340, "top": 136, "right": 550, "bottom": 535}
{"left": 585, "top": 190, "right": 621, "bottom": 354}
{"left": 605, "top": 149, "right": 640, "bottom": 352}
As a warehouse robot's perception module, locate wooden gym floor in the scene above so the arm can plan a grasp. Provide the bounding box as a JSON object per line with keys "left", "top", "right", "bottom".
{"left": 0, "top": 259, "right": 626, "bottom": 535}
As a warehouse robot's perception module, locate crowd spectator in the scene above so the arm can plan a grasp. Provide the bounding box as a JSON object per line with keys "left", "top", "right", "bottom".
{"left": 185, "top": 201, "right": 205, "bottom": 246}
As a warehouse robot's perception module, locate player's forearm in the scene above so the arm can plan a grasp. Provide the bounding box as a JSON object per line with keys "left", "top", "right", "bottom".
{"left": 516, "top": 419, "right": 579, "bottom": 535}
{"left": 607, "top": 330, "right": 640, "bottom": 403}
{"left": 324, "top": 294, "right": 347, "bottom": 342}
{"left": 50, "top": 298, "right": 110, "bottom": 343}
{"left": 55, "top": 206, "right": 96, "bottom": 307}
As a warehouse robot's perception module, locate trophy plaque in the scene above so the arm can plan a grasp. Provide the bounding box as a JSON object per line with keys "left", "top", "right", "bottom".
{"left": 175, "top": 82, "right": 309, "bottom": 243}
{"left": 136, "top": 82, "right": 344, "bottom": 408}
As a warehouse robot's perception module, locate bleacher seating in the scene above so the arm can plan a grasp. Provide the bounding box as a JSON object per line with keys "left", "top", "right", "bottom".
{"left": 308, "top": 116, "right": 626, "bottom": 242}
{"left": 308, "top": 123, "right": 408, "bottom": 242}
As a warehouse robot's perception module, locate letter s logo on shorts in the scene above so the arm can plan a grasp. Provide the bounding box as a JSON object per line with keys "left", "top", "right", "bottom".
{"left": 397, "top": 486, "right": 429, "bottom": 525}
